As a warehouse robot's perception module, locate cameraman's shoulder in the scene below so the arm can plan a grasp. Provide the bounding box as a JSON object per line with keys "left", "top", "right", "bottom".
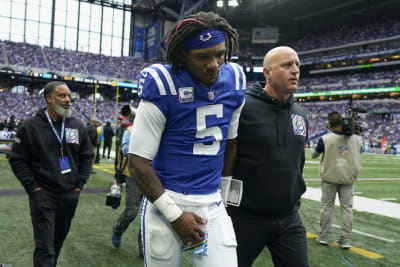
{"left": 354, "top": 134, "right": 363, "bottom": 142}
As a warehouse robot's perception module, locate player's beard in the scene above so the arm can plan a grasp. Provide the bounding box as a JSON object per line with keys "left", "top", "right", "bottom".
{"left": 52, "top": 100, "right": 72, "bottom": 118}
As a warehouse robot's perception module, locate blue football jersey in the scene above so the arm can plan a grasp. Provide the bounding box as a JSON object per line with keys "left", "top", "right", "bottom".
{"left": 137, "top": 63, "right": 246, "bottom": 194}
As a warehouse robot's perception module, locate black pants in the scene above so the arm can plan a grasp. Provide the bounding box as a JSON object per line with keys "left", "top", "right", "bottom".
{"left": 113, "top": 177, "right": 143, "bottom": 253}
{"left": 29, "top": 189, "right": 80, "bottom": 267}
{"left": 230, "top": 208, "right": 309, "bottom": 267}
{"left": 103, "top": 141, "right": 112, "bottom": 158}
{"left": 95, "top": 143, "right": 101, "bottom": 163}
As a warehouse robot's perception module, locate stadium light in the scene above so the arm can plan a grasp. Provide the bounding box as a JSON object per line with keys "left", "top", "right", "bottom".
{"left": 228, "top": 0, "right": 239, "bottom": 7}
{"left": 217, "top": 1, "right": 223, "bottom": 7}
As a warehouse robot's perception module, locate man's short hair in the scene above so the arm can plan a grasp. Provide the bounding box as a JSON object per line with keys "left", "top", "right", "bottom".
{"left": 43, "top": 81, "right": 67, "bottom": 99}
{"left": 327, "top": 112, "right": 342, "bottom": 128}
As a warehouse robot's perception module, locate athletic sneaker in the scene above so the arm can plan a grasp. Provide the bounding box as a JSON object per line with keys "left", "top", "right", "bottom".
{"left": 316, "top": 235, "right": 329, "bottom": 245}
{"left": 335, "top": 238, "right": 351, "bottom": 249}
{"left": 112, "top": 233, "right": 122, "bottom": 248}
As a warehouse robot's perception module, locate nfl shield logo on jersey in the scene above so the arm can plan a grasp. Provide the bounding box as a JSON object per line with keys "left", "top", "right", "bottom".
{"left": 179, "top": 87, "right": 194, "bottom": 103}
{"left": 208, "top": 91, "right": 215, "bottom": 101}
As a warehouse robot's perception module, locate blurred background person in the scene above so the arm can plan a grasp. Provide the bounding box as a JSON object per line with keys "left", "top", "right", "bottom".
{"left": 102, "top": 121, "right": 114, "bottom": 159}
{"left": 94, "top": 121, "right": 104, "bottom": 163}
{"left": 111, "top": 114, "right": 143, "bottom": 257}
{"left": 313, "top": 111, "right": 362, "bottom": 249}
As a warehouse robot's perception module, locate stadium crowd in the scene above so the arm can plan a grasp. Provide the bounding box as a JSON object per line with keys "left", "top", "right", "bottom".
{"left": 239, "top": 17, "right": 400, "bottom": 58}
{"left": 1, "top": 16, "right": 399, "bottom": 84}
{"left": 300, "top": 99, "right": 400, "bottom": 153}
{"left": 0, "top": 91, "right": 138, "bottom": 129}
{"left": 1, "top": 91, "right": 398, "bottom": 154}
{"left": 0, "top": 40, "right": 148, "bottom": 81}
{"left": 298, "top": 70, "right": 400, "bottom": 92}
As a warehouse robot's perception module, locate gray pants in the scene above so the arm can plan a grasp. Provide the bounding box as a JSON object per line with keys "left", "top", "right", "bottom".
{"left": 113, "top": 177, "right": 142, "bottom": 236}
{"left": 319, "top": 181, "right": 354, "bottom": 240}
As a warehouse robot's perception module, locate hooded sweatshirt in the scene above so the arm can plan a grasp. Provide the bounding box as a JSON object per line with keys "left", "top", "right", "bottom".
{"left": 9, "top": 108, "right": 94, "bottom": 194}
{"left": 229, "top": 81, "right": 308, "bottom": 217}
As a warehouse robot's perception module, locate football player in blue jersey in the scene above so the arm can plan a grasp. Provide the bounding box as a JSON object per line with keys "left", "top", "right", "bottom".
{"left": 128, "top": 11, "right": 246, "bottom": 267}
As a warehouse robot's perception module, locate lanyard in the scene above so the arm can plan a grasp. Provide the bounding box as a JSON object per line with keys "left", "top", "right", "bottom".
{"left": 45, "top": 110, "right": 65, "bottom": 158}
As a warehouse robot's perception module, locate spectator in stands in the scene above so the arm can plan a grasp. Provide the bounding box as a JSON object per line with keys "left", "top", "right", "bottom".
{"left": 8, "top": 81, "right": 93, "bottom": 267}
{"left": 227, "top": 46, "right": 309, "bottom": 267}
{"left": 0, "top": 118, "right": 6, "bottom": 130}
{"left": 313, "top": 112, "right": 362, "bottom": 249}
{"left": 102, "top": 121, "right": 114, "bottom": 159}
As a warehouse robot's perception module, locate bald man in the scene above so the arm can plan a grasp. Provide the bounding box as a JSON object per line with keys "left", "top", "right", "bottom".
{"left": 227, "top": 46, "right": 309, "bottom": 267}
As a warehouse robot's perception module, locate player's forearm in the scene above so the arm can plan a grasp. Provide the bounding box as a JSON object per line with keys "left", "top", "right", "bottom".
{"left": 222, "top": 138, "right": 236, "bottom": 176}
{"left": 128, "top": 154, "right": 165, "bottom": 202}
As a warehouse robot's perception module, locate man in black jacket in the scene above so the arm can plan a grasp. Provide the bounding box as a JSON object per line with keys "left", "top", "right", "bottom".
{"left": 102, "top": 121, "right": 114, "bottom": 159}
{"left": 227, "top": 46, "right": 309, "bottom": 267}
{"left": 9, "top": 81, "right": 94, "bottom": 267}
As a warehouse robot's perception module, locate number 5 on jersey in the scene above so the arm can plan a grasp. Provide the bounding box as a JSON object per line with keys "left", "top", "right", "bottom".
{"left": 193, "top": 104, "right": 223, "bottom": 156}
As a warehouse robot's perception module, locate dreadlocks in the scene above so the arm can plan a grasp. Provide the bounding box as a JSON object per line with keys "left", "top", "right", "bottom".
{"left": 166, "top": 12, "right": 239, "bottom": 72}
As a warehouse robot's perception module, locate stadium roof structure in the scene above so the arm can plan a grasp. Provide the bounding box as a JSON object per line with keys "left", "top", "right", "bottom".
{"left": 216, "top": 0, "right": 400, "bottom": 38}
{"left": 78, "top": 0, "right": 400, "bottom": 35}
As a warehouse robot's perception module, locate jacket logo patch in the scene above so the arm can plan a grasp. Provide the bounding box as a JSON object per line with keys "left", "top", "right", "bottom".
{"left": 65, "top": 128, "right": 80, "bottom": 144}
{"left": 338, "top": 145, "right": 349, "bottom": 156}
{"left": 291, "top": 114, "right": 306, "bottom": 137}
{"left": 179, "top": 87, "right": 194, "bottom": 103}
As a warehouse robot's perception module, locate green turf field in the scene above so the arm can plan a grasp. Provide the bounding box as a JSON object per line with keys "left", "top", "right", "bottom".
{"left": 0, "top": 149, "right": 399, "bottom": 267}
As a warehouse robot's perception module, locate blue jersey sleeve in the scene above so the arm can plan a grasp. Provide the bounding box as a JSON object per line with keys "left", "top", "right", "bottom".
{"left": 225, "top": 62, "right": 247, "bottom": 109}
{"left": 137, "top": 64, "right": 176, "bottom": 117}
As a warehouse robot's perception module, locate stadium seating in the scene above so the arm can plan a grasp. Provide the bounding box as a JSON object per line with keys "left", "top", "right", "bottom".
{"left": 0, "top": 40, "right": 149, "bottom": 81}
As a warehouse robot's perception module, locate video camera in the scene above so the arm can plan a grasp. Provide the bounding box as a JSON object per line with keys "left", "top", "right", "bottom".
{"left": 121, "top": 105, "right": 137, "bottom": 121}
{"left": 342, "top": 107, "right": 366, "bottom": 136}
{"left": 106, "top": 180, "right": 122, "bottom": 209}
{"left": 105, "top": 163, "right": 128, "bottom": 209}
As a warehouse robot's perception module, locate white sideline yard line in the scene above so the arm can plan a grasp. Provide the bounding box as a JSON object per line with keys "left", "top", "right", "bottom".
{"left": 302, "top": 187, "right": 400, "bottom": 220}
{"left": 305, "top": 166, "right": 400, "bottom": 169}
{"left": 305, "top": 177, "right": 400, "bottom": 181}
{"left": 331, "top": 224, "right": 395, "bottom": 243}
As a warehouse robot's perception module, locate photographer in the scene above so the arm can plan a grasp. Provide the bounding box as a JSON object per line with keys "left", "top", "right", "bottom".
{"left": 114, "top": 116, "right": 127, "bottom": 171}
{"left": 312, "top": 111, "right": 362, "bottom": 249}
{"left": 111, "top": 115, "right": 143, "bottom": 257}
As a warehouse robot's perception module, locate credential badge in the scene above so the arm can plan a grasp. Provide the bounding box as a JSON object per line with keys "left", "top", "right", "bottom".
{"left": 179, "top": 87, "right": 194, "bottom": 103}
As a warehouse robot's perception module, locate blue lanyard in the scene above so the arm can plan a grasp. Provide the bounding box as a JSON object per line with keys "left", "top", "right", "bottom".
{"left": 45, "top": 110, "right": 65, "bottom": 158}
